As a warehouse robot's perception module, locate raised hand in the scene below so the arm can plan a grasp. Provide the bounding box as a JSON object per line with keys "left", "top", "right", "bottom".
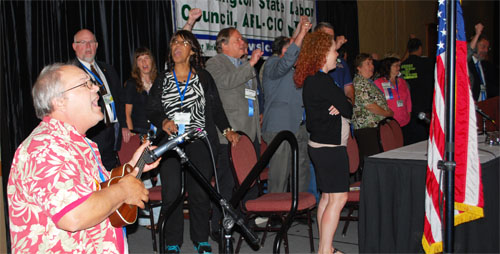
{"left": 188, "top": 8, "right": 202, "bottom": 23}
{"left": 474, "top": 23, "right": 484, "bottom": 36}
{"left": 249, "top": 49, "right": 264, "bottom": 66}
{"left": 335, "top": 35, "right": 347, "bottom": 49}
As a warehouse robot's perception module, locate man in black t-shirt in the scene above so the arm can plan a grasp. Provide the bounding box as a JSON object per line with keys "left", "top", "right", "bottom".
{"left": 401, "top": 38, "right": 434, "bottom": 144}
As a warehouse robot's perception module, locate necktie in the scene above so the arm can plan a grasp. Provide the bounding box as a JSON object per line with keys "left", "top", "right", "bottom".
{"left": 91, "top": 64, "right": 111, "bottom": 124}
{"left": 475, "top": 61, "right": 487, "bottom": 101}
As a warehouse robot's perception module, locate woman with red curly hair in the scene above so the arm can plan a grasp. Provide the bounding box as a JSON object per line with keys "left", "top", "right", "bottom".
{"left": 294, "top": 31, "right": 353, "bottom": 254}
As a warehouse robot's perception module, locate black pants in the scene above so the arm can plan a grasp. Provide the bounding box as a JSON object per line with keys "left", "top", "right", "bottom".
{"left": 354, "top": 127, "right": 381, "bottom": 169}
{"left": 210, "top": 139, "right": 260, "bottom": 234}
{"left": 160, "top": 139, "right": 213, "bottom": 245}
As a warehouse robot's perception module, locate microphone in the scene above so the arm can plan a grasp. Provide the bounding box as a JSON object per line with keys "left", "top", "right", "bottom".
{"left": 144, "top": 128, "right": 207, "bottom": 163}
{"left": 476, "top": 107, "right": 496, "bottom": 124}
{"left": 418, "top": 112, "right": 431, "bottom": 124}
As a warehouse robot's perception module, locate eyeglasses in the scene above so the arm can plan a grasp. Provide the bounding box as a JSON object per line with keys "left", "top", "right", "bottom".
{"left": 170, "top": 40, "right": 190, "bottom": 47}
{"left": 74, "top": 40, "right": 97, "bottom": 46}
{"left": 61, "top": 79, "right": 101, "bottom": 94}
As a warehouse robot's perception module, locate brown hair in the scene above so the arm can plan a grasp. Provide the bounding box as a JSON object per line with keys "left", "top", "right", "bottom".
{"left": 131, "top": 47, "right": 157, "bottom": 93}
{"left": 216, "top": 27, "right": 237, "bottom": 54}
{"left": 354, "top": 53, "right": 373, "bottom": 74}
{"left": 293, "top": 31, "right": 333, "bottom": 87}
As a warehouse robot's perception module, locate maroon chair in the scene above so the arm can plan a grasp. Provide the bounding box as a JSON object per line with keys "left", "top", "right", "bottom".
{"left": 387, "top": 118, "right": 404, "bottom": 147}
{"left": 340, "top": 132, "right": 361, "bottom": 236}
{"left": 258, "top": 137, "right": 269, "bottom": 195}
{"left": 378, "top": 118, "right": 404, "bottom": 152}
{"left": 229, "top": 132, "right": 316, "bottom": 253}
{"left": 118, "top": 135, "right": 162, "bottom": 253}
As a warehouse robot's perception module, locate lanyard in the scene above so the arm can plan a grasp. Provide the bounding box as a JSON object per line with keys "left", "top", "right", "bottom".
{"left": 84, "top": 137, "right": 127, "bottom": 237}
{"left": 82, "top": 63, "right": 117, "bottom": 121}
{"left": 81, "top": 63, "right": 103, "bottom": 86}
{"left": 390, "top": 78, "right": 400, "bottom": 99}
{"left": 83, "top": 138, "right": 106, "bottom": 183}
{"left": 172, "top": 69, "right": 192, "bottom": 107}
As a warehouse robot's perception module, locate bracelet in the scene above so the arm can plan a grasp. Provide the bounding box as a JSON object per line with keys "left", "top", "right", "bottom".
{"left": 222, "top": 128, "right": 235, "bottom": 137}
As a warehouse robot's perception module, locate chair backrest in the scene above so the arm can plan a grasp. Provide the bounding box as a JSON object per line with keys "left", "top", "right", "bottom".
{"left": 229, "top": 132, "right": 258, "bottom": 187}
{"left": 346, "top": 133, "right": 360, "bottom": 174}
{"left": 118, "top": 134, "right": 141, "bottom": 164}
{"left": 387, "top": 119, "right": 404, "bottom": 147}
{"left": 259, "top": 137, "right": 269, "bottom": 181}
{"left": 378, "top": 118, "right": 403, "bottom": 151}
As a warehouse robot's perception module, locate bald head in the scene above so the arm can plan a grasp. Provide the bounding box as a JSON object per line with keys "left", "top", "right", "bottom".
{"left": 72, "top": 29, "right": 98, "bottom": 63}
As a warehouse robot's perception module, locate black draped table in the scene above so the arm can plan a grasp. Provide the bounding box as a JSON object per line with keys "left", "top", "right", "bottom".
{"left": 358, "top": 138, "right": 499, "bottom": 253}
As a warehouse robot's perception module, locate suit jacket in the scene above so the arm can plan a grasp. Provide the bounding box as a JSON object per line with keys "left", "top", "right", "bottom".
{"left": 468, "top": 58, "right": 499, "bottom": 101}
{"left": 206, "top": 54, "right": 261, "bottom": 144}
{"left": 72, "top": 59, "right": 125, "bottom": 147}
{"left": 261, "top": 43, "right": 303, "bottom": 134}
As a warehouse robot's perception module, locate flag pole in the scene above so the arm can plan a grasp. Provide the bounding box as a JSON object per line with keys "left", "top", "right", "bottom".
{"left": 441, "top": 0, "right": 457, "bottom": 252}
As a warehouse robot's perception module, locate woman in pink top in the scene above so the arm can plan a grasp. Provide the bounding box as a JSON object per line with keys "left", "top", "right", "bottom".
{"left": 374, "top": 57, "right": 412, "bottom": 127}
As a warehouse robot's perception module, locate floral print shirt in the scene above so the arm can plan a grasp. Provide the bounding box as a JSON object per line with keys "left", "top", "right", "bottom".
{"left": 7, "top": 117, "right": 125, "bottom": 253}
{"left": 352, "top": 74, "right": 390, "bottom": 129}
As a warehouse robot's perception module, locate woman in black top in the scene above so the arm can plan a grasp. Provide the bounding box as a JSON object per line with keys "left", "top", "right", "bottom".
{"left": 146, "top": 30, "right": 239, "bottom": 254}
{"left": 294, "top": 31, "right": 353, "bottom": 254}
{"left": 122, "top": 47, "right": 161, "bottom": 228}
{"left": 122, "top": 47, "right": 158, "bottom": 140}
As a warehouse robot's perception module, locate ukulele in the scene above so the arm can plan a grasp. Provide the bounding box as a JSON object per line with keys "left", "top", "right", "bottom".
{"left": 99, "top": 133, "right": 154, "bottom": 228}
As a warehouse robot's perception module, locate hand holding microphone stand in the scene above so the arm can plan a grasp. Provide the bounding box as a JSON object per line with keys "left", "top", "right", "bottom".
{"left": 144, "top": 128, "right": 259, "bottom": 254}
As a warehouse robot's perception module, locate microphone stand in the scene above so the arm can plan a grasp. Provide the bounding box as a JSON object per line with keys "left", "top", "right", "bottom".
{"left": 158, "top": 146, "right": 259, "bottom": 254}
{"left": 481, "top": 116, "right": 488, "bottom": 136}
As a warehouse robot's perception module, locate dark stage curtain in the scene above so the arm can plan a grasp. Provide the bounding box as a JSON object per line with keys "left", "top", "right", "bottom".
{"left": 0, "top": 0, "right": 174, "bottom": 250}
{"left": 316, "top": 0, "right": 360, "bottom": 73}
{"left": 0, "top": 0, "right": 359, "bottom": 251}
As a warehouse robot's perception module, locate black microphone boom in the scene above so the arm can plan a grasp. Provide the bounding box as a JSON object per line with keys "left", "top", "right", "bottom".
{"left": 476, "top": 108, "right": 496, "bottom": 124}
{"left": 144, "top": 128, "right": 206, "bottom": 163}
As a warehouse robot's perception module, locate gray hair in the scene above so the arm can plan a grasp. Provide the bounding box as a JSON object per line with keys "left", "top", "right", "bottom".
{"left": 314, "top": 22, "right": 334, "bottom": 32}
{"left": 216, "top": 27, "right": 237, "bottom": 53}
{"left": 32, "top": 63, "right": 66, "bottom": 119}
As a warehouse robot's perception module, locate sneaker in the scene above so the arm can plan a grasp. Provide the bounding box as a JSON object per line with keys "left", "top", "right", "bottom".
{"left": 254, "top": 216, "right": 269, "bottom": 227}
{"left": 166, "top": 245, "right": 180, "bottom": 253}
{"left": 193, "top": 241, "right": 212, "bottom": 254}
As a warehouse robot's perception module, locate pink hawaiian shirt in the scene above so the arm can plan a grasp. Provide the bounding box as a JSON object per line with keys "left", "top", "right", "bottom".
{"left": 7, "top": 117, "right": 125, "bottom": 253}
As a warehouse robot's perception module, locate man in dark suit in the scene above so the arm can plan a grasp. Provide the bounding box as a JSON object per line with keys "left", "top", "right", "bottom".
{"left": 468, "top": 35, "right": 499, "bottom": 101}
{"left": 72, "top": 28, "right": 125, "bottom": 171}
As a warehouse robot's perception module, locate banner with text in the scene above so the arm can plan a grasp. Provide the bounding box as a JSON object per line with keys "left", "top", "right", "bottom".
{"left": 172, "top": 0, "right": 316, "bottom": 56}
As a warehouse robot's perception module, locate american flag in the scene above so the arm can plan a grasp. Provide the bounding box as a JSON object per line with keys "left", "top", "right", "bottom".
{"left": 422, "top": 1, "right": 484, "bottom": 253}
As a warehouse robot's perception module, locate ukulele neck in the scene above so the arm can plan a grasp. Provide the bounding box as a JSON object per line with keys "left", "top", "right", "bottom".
{"left": 134, "top": 148, "right": 149, "bottom": 179}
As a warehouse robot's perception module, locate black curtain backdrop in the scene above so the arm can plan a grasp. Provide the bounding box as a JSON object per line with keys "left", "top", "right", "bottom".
{"left": 316, "top": 0, "right": 360, "bottom": 72}
{"left": 0, "top": 0, "right": 359, "bottom": 251}
{"left": 0, "top": 0, "right": 174, "bottom": 250}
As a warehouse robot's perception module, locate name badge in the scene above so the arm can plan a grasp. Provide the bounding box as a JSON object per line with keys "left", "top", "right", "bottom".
{"left": 382, "top": 82, "right": 391, "bottom": 88}
{"left": 174, "top": 112, "right": 191, "bottom": 125}
{"left": 397, "top": 100, "right": 404, "bottom": 107}
{"left": 102, "top": 94, "right": 114, "bottom": 105}
{"left": 245, "top": 88, "right": 256, "bottom": 100}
